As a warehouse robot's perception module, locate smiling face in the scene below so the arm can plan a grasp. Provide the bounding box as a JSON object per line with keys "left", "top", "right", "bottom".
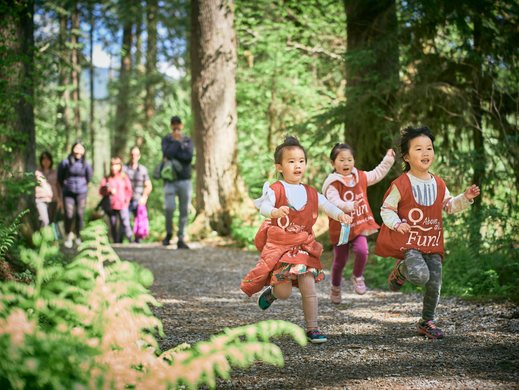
{"left": 73, "top": 144, "right": 85, "bottom": 160}
{"left": 403, "top": 135, "right": 435, "bottom": 178}
{"left": 111, "top": 162, "right": 122, "bottom": 175}
{"left": 331, "top": 149, "right": 355, "bottom": 176}
{"left": 275, "top": 147, "right": 307, "bottom": 185}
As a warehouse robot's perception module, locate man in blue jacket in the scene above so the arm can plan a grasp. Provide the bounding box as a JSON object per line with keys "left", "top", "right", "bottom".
{"left": 161, "top": 116, "right": 194, "bottom": 249}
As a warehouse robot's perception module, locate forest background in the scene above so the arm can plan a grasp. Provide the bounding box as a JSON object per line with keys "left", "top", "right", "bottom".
{"left": 1, "top": 0, "right": 518, "bottom": 301}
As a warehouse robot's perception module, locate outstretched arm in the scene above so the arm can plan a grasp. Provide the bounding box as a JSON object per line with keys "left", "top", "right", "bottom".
{"left": 443, "top": 185, "right": 480, "bottom": 214}
{"left": 365, "top": 149, "right": 395, "bottom": 186}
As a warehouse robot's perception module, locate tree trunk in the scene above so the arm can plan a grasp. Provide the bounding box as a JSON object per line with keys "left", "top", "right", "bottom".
{"left": 0, "top": 0, "right": 38, "bottom": 228}
{"left": 344, "top": 0, "right": 399, "bottom": 223}
{"left": 191, "top": 0, "right": 245, "bottom": 235}
{"left": 144, "top": 0, "right": 158, "bottom": 129}
{"left": 57, "top": 12, "right": 71, "bottom": 155}
{"left": 89, "top": 5, "right": 95, "bottom": 166}
{"left": 71, "top": 4, "right": 81, "bottom": 141}
{"left": 113, "top": 22, "right": 133, "bottom": 157}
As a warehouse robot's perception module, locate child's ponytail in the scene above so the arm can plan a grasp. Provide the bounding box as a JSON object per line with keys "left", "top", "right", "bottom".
{"left": 274, "top": 135, "right": 307, "bottom": 165}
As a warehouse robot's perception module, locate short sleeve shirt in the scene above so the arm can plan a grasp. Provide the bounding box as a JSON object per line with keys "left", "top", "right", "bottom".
{"left": 123, "top": 164, "right": 150, "bottom": 201}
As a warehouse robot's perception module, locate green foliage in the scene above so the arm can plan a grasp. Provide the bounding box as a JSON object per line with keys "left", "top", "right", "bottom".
{"left": 230, "top": 218, "right": 261, "bottom": 250}
{"left": 0, "top": 166, "right": 37, "bottom": 214}
{"left": 0, "top": 211, "right": 28, "bottom": 261}
{"left": 0, "top": 221, "right": 307, "bottom": 389}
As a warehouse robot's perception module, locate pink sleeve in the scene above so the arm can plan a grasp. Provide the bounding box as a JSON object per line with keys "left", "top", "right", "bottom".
{"left": 365, "top": 156, "right": 394, "bottom": 186}
{"left": 325, "top": 185, "right": 356, "bottom": 213}
{"left": 99, "top": 178, "right": 109, "bottom": 196}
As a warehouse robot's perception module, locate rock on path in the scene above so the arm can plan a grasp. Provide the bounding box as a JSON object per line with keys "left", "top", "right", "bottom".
{"left": 113, "top": 245, "right": 519, "bottom": 389}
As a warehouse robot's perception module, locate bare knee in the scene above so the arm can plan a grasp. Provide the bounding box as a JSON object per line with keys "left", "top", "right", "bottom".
{"left": 273, "top": 283, "right": 292, "bottom": 300}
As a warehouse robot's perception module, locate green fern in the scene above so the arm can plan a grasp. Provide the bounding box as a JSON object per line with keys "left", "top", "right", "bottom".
{"left": 0, "top": 210, "right": 28, "bottom": 261}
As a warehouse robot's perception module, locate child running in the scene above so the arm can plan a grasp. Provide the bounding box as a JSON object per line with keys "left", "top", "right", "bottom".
{"left": 240, "top": 136, "right": 352, "bottom": 344}
{"left": 374, "top": 125, "right": 480, "bottom": 339}
{"left": 322, "top": 143, "right": 395, "bottom": 303}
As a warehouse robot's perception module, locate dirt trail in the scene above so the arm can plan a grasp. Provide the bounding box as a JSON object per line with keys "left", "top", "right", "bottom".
{"left": 113, "top": 244, "right": 519, "bottom": 389}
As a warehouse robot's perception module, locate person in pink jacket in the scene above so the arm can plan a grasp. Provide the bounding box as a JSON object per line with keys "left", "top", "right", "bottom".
{"left": 99, "top": 157, "right": 133, "bottom": 243}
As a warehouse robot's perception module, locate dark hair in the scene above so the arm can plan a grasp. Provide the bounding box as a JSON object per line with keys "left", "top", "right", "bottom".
{"left": 69, "top": 141, "right": 86, "bottom": 165}
{"left": 39, "top": 151, "right": 53, "bottom": 169}
{"left": 330, "top": 143, "right": 356, "bottom": 172}
{"left": 397, "top": 125, "right": 435, "bottom": 172}
{"left": 274, "top": 135, "right": 307, "bottom": 165}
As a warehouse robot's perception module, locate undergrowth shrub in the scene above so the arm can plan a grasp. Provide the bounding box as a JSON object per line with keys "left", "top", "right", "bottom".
{"left": 0, "top": 220, "right": 306, "bottom": 389}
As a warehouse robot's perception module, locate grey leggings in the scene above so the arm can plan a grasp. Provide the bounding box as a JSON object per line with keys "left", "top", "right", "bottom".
{"left": 401, "top": 249, "right": 443, "bottom": 321}
{"left": 63, "top": 192, "right": 87, "bottom": 237}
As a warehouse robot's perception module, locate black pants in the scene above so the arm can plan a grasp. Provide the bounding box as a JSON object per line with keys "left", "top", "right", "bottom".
{"left": 63, "top": 191, "right": 87, "bottom": 237}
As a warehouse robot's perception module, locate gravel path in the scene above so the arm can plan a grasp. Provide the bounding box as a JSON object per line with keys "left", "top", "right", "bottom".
{"left": 113, "top": 244, "right": 519, "bottom": 389}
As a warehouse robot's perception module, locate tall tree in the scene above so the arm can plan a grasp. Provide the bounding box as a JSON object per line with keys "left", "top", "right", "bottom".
{"left": 71, "top": 3, "right": 81, "bottom": 140}
{"left": 0, "top": 0, "right": 38, "bottom": 227}
{"left": 343, "top": 0, "right": 400, "bottom": 222}
{"left": 113, "top": 21, "right": 133, "bottom": 157}
{"left": 144, "top": 0, "right": 158, "bottom": 129}
{"left": 89, "top": 4, "right": 95, "bottom": 165}
{"left": 191, "top": 0, "right": 245, "bottom": 234}
{"left": 57, "top": 10, "right": 71, "bottom": 154}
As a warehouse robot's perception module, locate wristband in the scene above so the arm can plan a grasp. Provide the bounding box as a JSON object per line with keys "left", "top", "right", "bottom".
{"left": 395, "top": 219, "right": 407, "bottom": 231}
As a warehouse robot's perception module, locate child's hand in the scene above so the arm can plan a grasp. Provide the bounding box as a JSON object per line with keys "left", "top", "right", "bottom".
{"left": 111, "top": 188, "right": 117, "bottom": 195}
{"left": 353, "top": 201, "right": 359, "bottom": 210}
{"left": 396, "top": 222, "right": 410, "bottom": 234}
{"left": 272, "top": 206, "right": 289, "bottom": 219}
{"left": 387, "top": 149, "right": 396, "bottom": 158}
{"left": 464, "top": 184, "right": 481, "bottom": 200}
{"left": 338, "top": 213, "right": 352, "bottom": 225}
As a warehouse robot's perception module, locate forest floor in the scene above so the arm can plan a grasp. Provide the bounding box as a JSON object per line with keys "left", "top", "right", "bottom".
{"left": 112, "top": 243, "right": 519, "bottom": 390}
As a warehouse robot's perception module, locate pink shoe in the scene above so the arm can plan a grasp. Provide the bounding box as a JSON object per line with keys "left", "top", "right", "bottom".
{"left": 351, "top": 275, "right": 366, "bottom": 295}
{"left": 330, "top": 285, "right": 342, "bottom": 304}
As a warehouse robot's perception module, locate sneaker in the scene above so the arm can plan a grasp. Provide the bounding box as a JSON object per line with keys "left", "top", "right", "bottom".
{"left": 388, "top": 259, "right": 406, "bottom": 291}
{"left": 257, "top": 286, "right": 277, "bottom": 310}
{"left": 418, "top": 318, "right": 445, "bottom": 339}
{"left": 330, "top": 284, "right": 342, "bottom": 304}
{"left": 177, "top": 239, "right": 190, "bottom": 249}
{"left": 64, "top": 233, "right": 74, "bottom": 248}
{"left": 306, "top": 329, "right": 328, "bottom": 344}
{"left": 351, "top": 275, "right": 366, "bottom": 295}
{"left": 75, "top": 237, "right": 82, "bottom": 247}
{"left": 162, "top": 233, "right": 172, "bottom": 246}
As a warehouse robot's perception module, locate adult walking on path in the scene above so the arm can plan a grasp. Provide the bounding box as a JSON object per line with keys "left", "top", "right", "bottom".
{"left": 161, "top": 116, "right": 194, "bottom": 249}
{"left": 58, "top": 142, "right": 92, "bottom": 248}
{"left": 100, "top": 157, "right": 134, "bottom": 244}
{"left": 123, "top": 146, "right": 152, "bottom": 242}
{"left": 35, "top": 151, "right": 62, "bottom": 227}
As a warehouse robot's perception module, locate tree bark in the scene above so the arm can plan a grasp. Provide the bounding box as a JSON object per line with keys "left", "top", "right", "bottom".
{"left": 144, "top": 0, "right": 158, "bottom": 129}
{"left": 113, "top": 22, "right": 133, "bottom": 157}
{"left": 191, "top": 0, "right": 245, "bottom": 235}
{"left": 89, "top": 5, "right": 95, "bottom": 166}
{"left": 344, "top": 0, "right": 399, "bottom": 223}
{"left": 0, "top": 0, "right": 38, "bottom": 228}
{"left": 57, "top": 12, "right": 71, "bottom": 155}
{"left": 71, "top": 4, "right": 81, "bottom": 141}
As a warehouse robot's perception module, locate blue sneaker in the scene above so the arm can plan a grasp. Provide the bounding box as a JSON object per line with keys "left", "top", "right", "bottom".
{"left": 306, "top": 329, "right": 328, "bottom": 344}
{"left": 257, "top": 286, "right": 277, "bottom": 310}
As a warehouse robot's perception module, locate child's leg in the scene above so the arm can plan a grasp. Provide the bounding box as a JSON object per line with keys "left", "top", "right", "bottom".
{"left": 421, "top": 254, "right": 442, "bottom": 322}
{"left": 351, "top": 235, "right": 369, "bottom": 278}
{"left": 331, "top": 244, "right": 350, "bottom": 287}
{"left": 298, "top": 274, "right": 318, "bottom": 331}
{"left": 272, "top": 281, "right": 292, "bottom": 300}
{"left": 401, "top": 249, "right": 430, "bottom": 285}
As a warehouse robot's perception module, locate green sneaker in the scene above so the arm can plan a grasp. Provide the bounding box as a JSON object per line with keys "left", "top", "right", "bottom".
{"left": 388, "top": 259, "right": 406, "bottom": 291}
{"left": 257, "top": 286, "right": 277, "bottom": 310}
{"left": 306, "top": 329, "right": 328, "bottom": 344}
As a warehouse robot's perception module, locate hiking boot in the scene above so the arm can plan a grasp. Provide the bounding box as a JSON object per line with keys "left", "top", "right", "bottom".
{"left": 330, "top": 284, "right": 342, "bottom": 304}
{"left": 388, "top": 259, "right": 406, "bottom": 291}
{"left": 177, "top": 239, "right": 190, "bottom": 249}
{"left": 162, "top": 233, "right": 172, "bottom": 246}
{"left": 306, "top": 329, "right": 328, "bottom": 344}
{"left": 418, "top": 318, "right": 445, "bottom": 339}
{"left": 64, "top": 233, "right": 74, "bottom": 248}
{"left": 257, "top": 286, "right": 277, "bottom": 310}
{"left": 351, "top": 275, "right": 366, "bottom": 295}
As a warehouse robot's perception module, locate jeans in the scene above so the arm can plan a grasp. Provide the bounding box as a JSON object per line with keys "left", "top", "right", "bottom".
{"left": 401, "top": 249, "right": 443, "bottom": 321}
{"left": 164, "top": 179, "right": 192, "bottom": 239}
{"left": 109, "top": 209, "right": 132, "bottom": 243}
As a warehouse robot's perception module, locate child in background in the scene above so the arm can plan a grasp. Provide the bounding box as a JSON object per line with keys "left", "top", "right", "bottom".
{"left": 322, "top": 143, "right": 395, "bottom": 303}
{"left": 241, "top": 136, "right": 352, "bottom": 344}
{"left": 374, "top": 125, "right": 480, "bottom": 339}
